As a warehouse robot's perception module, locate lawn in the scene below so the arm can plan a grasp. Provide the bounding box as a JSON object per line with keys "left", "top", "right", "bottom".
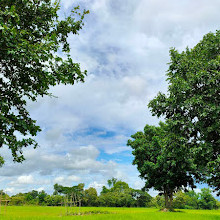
{"left": 0, "top": 206, "right": 220, "bottom": 220}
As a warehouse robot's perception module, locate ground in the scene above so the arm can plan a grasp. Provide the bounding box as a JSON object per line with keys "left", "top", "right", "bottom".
{"left": 0, "top": 206, "right": 220, "bottom": 219}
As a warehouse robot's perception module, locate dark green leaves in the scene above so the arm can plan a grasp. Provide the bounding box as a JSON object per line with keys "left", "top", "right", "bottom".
{"left": 0, "top": 0, "right": 89, "bottom": 162}
{"left": 127, "top": 122, "right": 195, "bottom": 193}
{"left": 148, "top": 30, "right": 220, "bottom": 195}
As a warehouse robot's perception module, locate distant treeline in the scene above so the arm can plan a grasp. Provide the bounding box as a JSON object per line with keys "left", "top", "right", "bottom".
{"left": 1, "top": 178, "right": 219, "bottom": 210}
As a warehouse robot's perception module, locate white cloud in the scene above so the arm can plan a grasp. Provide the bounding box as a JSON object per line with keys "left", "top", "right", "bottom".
{"left": 36, "top": 187, "right": 45, "bottom": 192}
{"left": 54, "top": 176, "right": 64, "bottom": 183}
{"left": 0, "top": 145, "right": 118, "bottom": 180}
{"left": 8, "top": 175, "right": 36, "bottom": 189}
{"left": 68, "top": 175, "right": 81, "bottom": 182}
{"left": 5, "top": 187, "right": 15, "bottom": 194}
{"left": 15, "top": 175, "right": 34, "bottom": 185}
{"left": 1, "top": 0, "right": 220, "bottom": 199}
{"left": 88, "top": 181, "right": 104, "bottom": 191}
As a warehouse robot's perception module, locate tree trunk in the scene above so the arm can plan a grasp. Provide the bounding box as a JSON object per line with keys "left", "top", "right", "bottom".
{"left": 163, "top": 190, "right": 174, "bottom": 211}
{"left": 164, "top": 191, "right": 169, "bottom": 209}
{"left": 169, "top": 194, "right": 173, "bottom": 210}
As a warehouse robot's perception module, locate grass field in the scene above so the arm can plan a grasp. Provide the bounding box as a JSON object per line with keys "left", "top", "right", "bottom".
{"left": 0, "top": 206, "right": 219, "bottom": 220}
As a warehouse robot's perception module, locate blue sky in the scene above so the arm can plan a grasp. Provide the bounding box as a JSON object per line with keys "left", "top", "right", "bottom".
{"left": 0, "top": 0, "right": 220, "bottom": 199}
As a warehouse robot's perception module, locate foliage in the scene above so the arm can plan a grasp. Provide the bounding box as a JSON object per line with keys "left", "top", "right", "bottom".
{"left": 99, "top": 179, "right": 134, "bottom": 207}
{"left": 38, "top": 190, "right": 47, "bottom": 205}
{"left": 2, "top": 183, "right": 219, "bottom": 210}
{"left": 148, "top": 31, "right": 220, "bottom": 194}
{"left": 53, "top": 182, "right": 85, "bottom": 202}
{"left": 107, "top": 178, "right": 117, "bottom": 188}
{"left": 184, "top": 190, "right": 199, "bottom": 209}
{"left": 173, "top": 191, "right": 188, "bottom": 209}
{"left": 99, "top": 178, "right": 151, "bottom": 207}
{"left": 44, "top": 195, "right": 63, "bottom": 206}
{"left": 0, "top": 0, "right": 89, "bottom": 162}
{"left": 10, "top": 194, "right": 25, "bottom": 206}
{"left": 198, "top": 188, "right": 218, "bottom": 210}
{"left": 131, "top": 189, "right": 152, "bottom": 207}
{"left": 0, "top": 155, "right": 4, "bottom": 167}
{"left": 151, "top": 195, "right": 165, "bottom": 208}
{"left": 82, "top": 187, "right": 98, "bottom": 207}
{"left": 127, "top": 122, "right": 196, "bottom": 209}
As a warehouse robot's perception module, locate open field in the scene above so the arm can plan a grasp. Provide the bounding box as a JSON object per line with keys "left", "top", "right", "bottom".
{"left": 0, "top": 206, "right": 219, "bottom": 220}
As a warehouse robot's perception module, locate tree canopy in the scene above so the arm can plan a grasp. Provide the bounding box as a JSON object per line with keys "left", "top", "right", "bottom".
{"left": 127, "top": 122, "right": 196, "bottom": 209}
{"left": 148, "top": 31, "right": 220, "bottom": 194}
{"left": 53, "top": 183, "right": 85, "bottom": 196}
{"left": 0, "top": 0, "right": 89, "bottom": 163}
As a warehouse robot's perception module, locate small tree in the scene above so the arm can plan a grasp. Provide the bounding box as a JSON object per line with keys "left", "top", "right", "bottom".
{"left": 127, "top": 122, "right": 196, "bottom": 210}
{"left": 99, "top": 179, "right": 134, "bottom": 207}
{"left": 198, "top": 188, "right": 218, "bottom": 210}
{"left": 83, "top": 187, "right": 98, "bottom": 207}
{"left": 38, "top": 190, "right": 47, "bottom": 205}
{"left": 131, "top": 189, "right": 152, "bottom": 207}
{"left": 53, "top": 183, "right": 84, "bottom": 215}
{"left": 173, "top": 191, "right": 188, "bottom": 209}
{"left": 185, "top": 190, "right": 199, "bottom": 209}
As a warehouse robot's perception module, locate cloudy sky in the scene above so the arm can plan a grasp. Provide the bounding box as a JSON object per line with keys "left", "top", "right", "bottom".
{"left": 1, "top": 0, "right": 220, "bottom": 197}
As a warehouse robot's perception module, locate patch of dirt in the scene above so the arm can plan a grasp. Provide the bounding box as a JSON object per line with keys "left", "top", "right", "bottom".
{"left": 65, "top": 210, "right": 111, "bottom": 216}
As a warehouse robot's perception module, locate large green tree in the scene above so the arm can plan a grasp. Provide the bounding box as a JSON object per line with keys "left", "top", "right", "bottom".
{"left": 148, "top": 31, "right": 220, "bottom": 194}
{"left": 127, "top": 122, "right": 196, "bottom": 209}
{"left": 0, "top": 0, "right": 89, "bottom": 163}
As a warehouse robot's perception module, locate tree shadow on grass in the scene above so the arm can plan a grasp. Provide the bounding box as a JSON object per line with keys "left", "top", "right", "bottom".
{"left": 159, "top": 208, "right": 185, "bottom": 213}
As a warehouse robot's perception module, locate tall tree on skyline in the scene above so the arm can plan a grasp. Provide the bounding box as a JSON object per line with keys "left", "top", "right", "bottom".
{"left": 149, "top": 31, "right": 220, "bottom": 194}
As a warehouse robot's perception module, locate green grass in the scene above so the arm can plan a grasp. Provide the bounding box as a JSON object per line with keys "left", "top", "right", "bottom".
{"left": 0, "top": 206, "right": 219, "bottom": 220}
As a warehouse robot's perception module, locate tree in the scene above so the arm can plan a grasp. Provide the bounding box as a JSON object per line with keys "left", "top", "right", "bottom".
{"left": 111, "top": 180, "right": 130, "bottom": 193}
{"left": 53, "top": 183, "right": 84, "bottom": 196}
{"left": 107, "top": 177, "right": 117, "bottom": 188}
{"left": 24, "top": 190, "right": 39, "bottom": 205}
{"left": 127, "top": 122, "right": 196, "bottom": 210}
{"left": 0, "top": 0, "right": 89, "bottom": 163}
{"left": 10, "top": 193, "right": 25, "bottom": 205}
{"left": 198, "top": 188, "right": 218, "bottom": 210}
{"left": 151, "top": 195, "right": 165, "bottom": 208}
{"left": 148, "top": 31, "right": 220, "bottom": 194}
{"left": 131, "top": 189, "right": 152, "bottom": 207}
{"left": 173, "top": 191, "right": 188, "bottom": 209}
{"left": 83, "top": 187, "right": 98, "bottom": 207}
{"left": 38, "top": 190, "right": 47, "bottom": 205}
{"left": 185, "top": 190, "right": 199, "bottom": 209}
{"left": 44, "top": 194, "right": 63, "bottom": 206}
{"left": 99, "top": 178, "right": 134, "bottom": 207}
{"left": 100, "top": 186, "right": 109, "bottom": 194}
{"left": 29, "top": 190, "right": 39, "bottom": 200}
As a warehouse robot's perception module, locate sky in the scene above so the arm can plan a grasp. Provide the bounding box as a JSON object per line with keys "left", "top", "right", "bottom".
{"left": 0, "top": 0, "right": 220, "bottom": 198}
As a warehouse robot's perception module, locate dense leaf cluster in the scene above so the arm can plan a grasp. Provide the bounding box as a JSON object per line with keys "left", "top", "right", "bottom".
{"left": 154, "top": 189, "right": 219, "bottom": 210}
{"left": 148, "top": 31, "right": 220, "bottom": 194}
{"left": 0, "top": 0, "right": 89, "bottom": 162}
{"left": 127, "top": 122, "right": 196, "bottom": 208}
